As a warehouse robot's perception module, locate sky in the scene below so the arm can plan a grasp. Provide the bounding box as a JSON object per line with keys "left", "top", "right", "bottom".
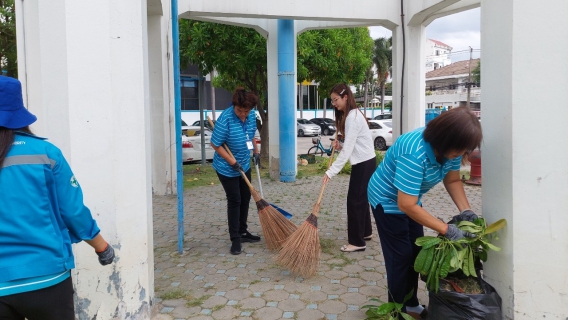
{"left": 369, "top": 7, "right": 480, "bottom": 62}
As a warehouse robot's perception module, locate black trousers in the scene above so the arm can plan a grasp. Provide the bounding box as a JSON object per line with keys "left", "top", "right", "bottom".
{"left": 0, "top": 276, "right": 74, "bottom": 320}
{"left": 217, "top": 169, "right": 252, "bottom": 241}
{"left": 347, "top": 157, "right": 376, "bottom": 247}
{"left": 372, "top": 204, "right": 423, "bottom": 309}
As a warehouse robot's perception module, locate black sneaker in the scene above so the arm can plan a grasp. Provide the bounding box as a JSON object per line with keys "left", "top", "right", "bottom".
{"left": 230, "top": 239, "right": 242, "bottom": 255}
{"left": 240, "top": 231, "right": 261, "bottom": 243}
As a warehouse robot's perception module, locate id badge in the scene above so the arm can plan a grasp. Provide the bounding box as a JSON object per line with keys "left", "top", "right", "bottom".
{"left": 246, "top": 140, "right": 254, "bottom": 150}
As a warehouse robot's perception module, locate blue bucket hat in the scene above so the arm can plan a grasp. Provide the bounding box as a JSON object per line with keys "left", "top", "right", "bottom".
{"left": 0, "top": 76, "right": 37, "bottom": 129}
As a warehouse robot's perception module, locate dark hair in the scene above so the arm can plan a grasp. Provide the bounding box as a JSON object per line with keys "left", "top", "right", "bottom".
{"left": 0, "top": 126, "right": 33, "bottom": 169}
{"left": 232, "top": 87, "right": 259, "bottom": 110}
{"left": 329, "top": 84, "right": 359, "bottom": 137}
{"left": 423, "top": 107, "right": 482, "bottom": 160}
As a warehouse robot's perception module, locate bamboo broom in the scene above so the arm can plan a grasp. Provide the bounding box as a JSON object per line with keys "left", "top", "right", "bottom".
{"left": 274, "top": 142, "right": 337, "bottom": 277}
{"left": 207, "top": 117, "right": 297, "bottom": 250}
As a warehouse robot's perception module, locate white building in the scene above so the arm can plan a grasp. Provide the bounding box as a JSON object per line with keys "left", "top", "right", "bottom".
{"left": 425, "top": 59, "right": 480, "bottom": 115}
{"left": 425, "top": 39, "right": 452, "bottom": 72}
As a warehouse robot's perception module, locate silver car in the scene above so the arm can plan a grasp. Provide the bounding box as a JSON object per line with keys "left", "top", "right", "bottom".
{"left": 297, "top": 118, "right": 321, "bottom": 137}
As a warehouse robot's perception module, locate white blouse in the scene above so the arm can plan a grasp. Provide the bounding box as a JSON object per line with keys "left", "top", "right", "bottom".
{"left": 325, "top": 109, "right": 376, "bottom": 178}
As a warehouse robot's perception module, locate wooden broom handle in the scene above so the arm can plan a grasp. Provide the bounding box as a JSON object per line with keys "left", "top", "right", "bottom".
{"left": 207, "top": 116, "right": 255, "bottom": 189}
{"left": 315, "top": 133, "right": 338, "bottom": 206}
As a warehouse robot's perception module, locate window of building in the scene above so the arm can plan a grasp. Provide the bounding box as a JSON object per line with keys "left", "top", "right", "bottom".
{"left": 180, "top": 78, "right": 199, "bottom": 111}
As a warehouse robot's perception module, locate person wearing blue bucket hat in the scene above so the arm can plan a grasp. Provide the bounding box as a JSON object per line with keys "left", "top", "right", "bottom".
{"left": 0, "top": 76, "right": 115, "bottom": 319}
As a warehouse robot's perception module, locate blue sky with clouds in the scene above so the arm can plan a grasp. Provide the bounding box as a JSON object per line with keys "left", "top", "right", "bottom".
{"left": 369, "top": 8, "right": 480, "bottom": 62}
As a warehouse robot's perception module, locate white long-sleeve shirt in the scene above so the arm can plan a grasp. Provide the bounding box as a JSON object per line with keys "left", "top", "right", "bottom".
{"left": 325, "top": 109, "right": 376, "bottom": 179}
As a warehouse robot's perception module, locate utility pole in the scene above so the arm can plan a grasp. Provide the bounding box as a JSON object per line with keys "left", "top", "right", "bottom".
{"left": 466, "top": 46, "right": 473, "bottom": 108}
{"left": 210, "top": 69, "right": 216, "bottom": 120}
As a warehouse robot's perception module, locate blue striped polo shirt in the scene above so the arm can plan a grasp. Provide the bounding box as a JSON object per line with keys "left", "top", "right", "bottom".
{"left": 211, "top": 106, "right": 257, "bottom": 177}
{"left": 368, "top": 127, "right": 461, "bottom": 214}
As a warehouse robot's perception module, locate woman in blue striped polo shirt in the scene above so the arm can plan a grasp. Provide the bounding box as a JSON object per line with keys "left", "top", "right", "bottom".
{"left": 367, "top": 107, "right": 482, "bottom": 319}
{"left": 210, "top": 88, "right": 261, "bottom": 255}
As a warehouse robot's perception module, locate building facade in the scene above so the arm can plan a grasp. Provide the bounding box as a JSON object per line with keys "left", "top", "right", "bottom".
{"left": 425, "top": 58, "right": 480, "bottom": 116}
{"left": 425, "top": 39, "right": 452, "bottom": 72}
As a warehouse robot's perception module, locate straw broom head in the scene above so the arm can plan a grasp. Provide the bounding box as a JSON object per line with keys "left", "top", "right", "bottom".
{"left": 250, "top": 185, "right": 298, "bottom": 251}
{"left": 274, "top": 203, "right": 322, "bottom": 277}
{"left": 274, "top": 140, "right": 337, "bottom": 277}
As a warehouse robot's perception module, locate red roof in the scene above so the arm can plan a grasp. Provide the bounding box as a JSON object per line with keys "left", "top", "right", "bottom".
{"left": 429, "top": 39, "right": 452, "bottom": 50}
{"left": 426, "top": 59, "right": 480, "bottom": 79}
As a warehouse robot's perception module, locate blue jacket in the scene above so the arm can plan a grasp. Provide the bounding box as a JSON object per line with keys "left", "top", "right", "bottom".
{"left": 0, "top": 132, "right": 100, "bottom": 283}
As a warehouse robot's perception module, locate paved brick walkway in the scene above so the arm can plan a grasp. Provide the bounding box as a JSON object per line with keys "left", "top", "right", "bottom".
{"left": 151, "top": 173, "right": 481, "bottom": 320}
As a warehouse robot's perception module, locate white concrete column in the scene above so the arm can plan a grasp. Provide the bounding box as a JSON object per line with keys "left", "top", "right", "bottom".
{"left": 391, "top": 22, "right": 426, "bottom": 138}
{"left": 266, "top": 19, "right": 280, "bottom": 179}
{"left": 148, "top": 10, "right": 176, "bottom": 196}
{"left": 481, "top": 0, "right": 568, "bottom": 318}
{"left": 17, "top": 1, "right": 154, "bottom": 319}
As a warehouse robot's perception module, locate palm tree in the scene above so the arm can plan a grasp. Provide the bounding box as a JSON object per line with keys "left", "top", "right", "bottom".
{"left": 372, "top": 37, "right": 392, "bottom": 112}
{"left": 363, "top": 67, "right": 374, "bottom": 114}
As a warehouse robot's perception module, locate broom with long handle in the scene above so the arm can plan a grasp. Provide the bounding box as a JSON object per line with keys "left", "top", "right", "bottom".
{"left": 274, "top": 137, "right": 337, "bottom": 277}
{"left": 208, "top": 117, "right": 297, "bottom": 250}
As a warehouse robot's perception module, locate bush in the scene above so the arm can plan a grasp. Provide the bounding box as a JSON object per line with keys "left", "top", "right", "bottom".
{"left": 317, "top": 150, "right": 385, "bottom": 175}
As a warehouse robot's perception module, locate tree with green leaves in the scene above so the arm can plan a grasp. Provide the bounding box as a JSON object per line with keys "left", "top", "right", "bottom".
{"left": 179, "top": 20, "right": 270, "bottom": 156}
{"left": 0, "top": 0, "right": 17, "bottom": 77}
{"left": 372, "top": 37, "right": 392, "bottom": 112}
{"left": 472, "top": 60, "right": 480, "bottom": 85}
{"left": 179, "top": 20, "right": 374, "bottom": 158}
{"left": 297, "top": 28, "right": 374, "bottom": 99}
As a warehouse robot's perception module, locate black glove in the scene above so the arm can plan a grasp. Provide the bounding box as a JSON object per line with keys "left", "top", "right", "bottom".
{"left": 231, "top": 161, "right": 244, "bottom": 172}
{"left": 253, "top": 153, "right": 261, "bottom": 166}
{"left": 96, "top": 244, "right": 115, "bottom": 266}
{"left": 443, "top": 224, "right": 476, "bottom": 241}
{"left": 448, "top": 209, "right": 479, "bottom": 224}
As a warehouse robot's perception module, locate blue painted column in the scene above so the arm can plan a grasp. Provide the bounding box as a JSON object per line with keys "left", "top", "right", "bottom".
{"left": 278, "top": 19, "right": 296, "bottom": 182}
{"left": 171, "top": 0, "right": 184, "bottom": 253}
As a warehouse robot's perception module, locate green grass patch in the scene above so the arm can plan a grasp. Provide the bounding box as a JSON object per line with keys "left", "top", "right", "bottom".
{"left": 182, "top": 163, "right": 219, "bottom": 189}
{"left": 186, "top": 294, "right": 211, "bottom": 307}
{"left": 183, "top": 157, "right": 331, "bottom": 190}
{"left": 321, "top": 238, "right": 358, "bottom": 268}
{"left": 320, "top": 238, "right": 336, "bottom": 255}
{"left": 160, "top": 289, "right": 191, "bottom": 300}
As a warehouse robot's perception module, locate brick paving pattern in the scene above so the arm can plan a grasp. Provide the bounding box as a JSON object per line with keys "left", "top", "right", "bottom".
{"left": 151, "top": 173, "right": 481, "bottom": 319}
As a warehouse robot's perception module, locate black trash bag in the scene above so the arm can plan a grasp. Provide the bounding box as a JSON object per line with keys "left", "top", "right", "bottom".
{"left": 428, "top": 277, "right": 502, "bottom": 320}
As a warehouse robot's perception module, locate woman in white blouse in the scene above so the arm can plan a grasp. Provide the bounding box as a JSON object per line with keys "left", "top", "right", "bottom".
{"left": 323, "top": 84, "right": 377, "bottom": 252}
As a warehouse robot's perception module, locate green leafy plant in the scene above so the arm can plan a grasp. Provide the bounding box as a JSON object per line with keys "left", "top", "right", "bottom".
{"left": 414, "top": 218, "right": 507, "bottom": 292}
{"left": 362, "top": 289, "right": 415, "bottom": 320}
{"left": 375, "top": 150, "right": 384, "bottom": 167}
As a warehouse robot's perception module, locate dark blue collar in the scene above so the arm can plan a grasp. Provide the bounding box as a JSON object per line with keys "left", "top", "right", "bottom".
{"left": 15, "top": 131, "right": 46, "bottom": 140}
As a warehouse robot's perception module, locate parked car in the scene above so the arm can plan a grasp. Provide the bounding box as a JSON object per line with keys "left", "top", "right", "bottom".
{"left": 309, "top": 118, "right": 336, "bottom": 136}
{"left": 191, "top": 119, "right": 216, "bottom": 131}
{"left": 373, "top": 113, "right": 392, "bottom": 120}
{"left": 368, "top": 119, "right": 393, "bottom": 150}
{"left": 184, "top": 126, "right": 213, "bottom": 137}
{"left": 182, "top": 120, "right": 190, "bottom": 136}
{"left": 182, "top": 134, "right": 215, "bottom": 163}
{"left": 297, "top": 118, "right": 321, "bottom": 137}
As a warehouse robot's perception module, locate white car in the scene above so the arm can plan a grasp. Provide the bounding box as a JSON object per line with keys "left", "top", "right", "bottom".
{"left": 368, "top": 119, "right": 393, "bottom": 150}
{"left": 297, "top": 118, "right": 321, "bottom": 137}
{"left": 182, "top": 129, "right": 215, "bottom": 163}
